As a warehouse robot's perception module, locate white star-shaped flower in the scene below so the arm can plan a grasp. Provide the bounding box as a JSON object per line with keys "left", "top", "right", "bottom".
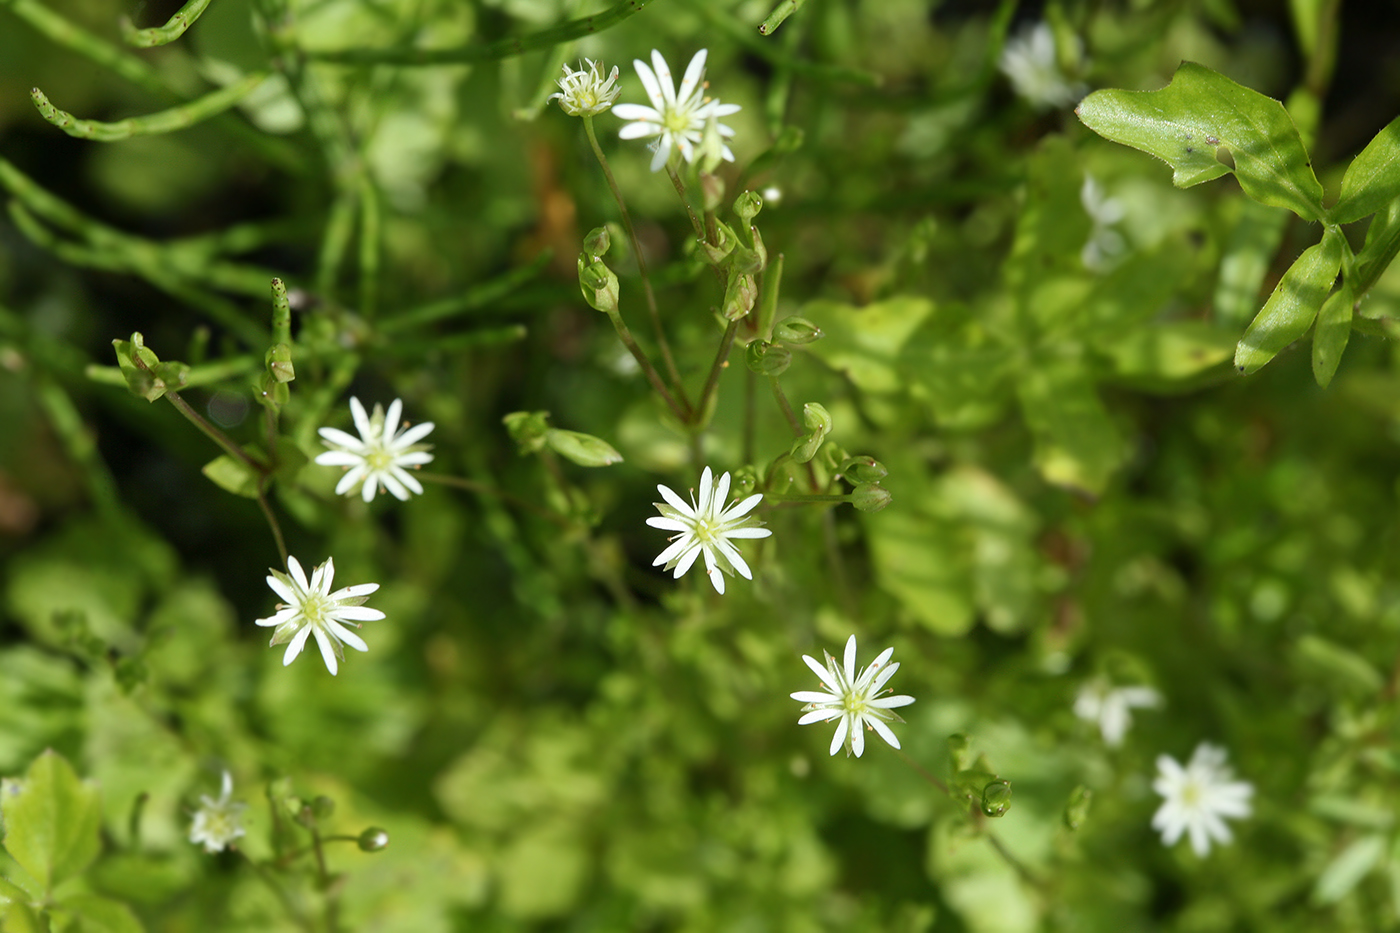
{"left": 315, "top": 397, "right": 434, "bottom": 503}
{"left": 1152, "top": 742, "right": 1254, "bottom": 856}
{"left": 613, "top": 49, "right": 741, "bottom": 172}
{"left": 189, "top": 770, "right": 247, "bottom": 853}
{"left": 550, "top": 59, "right": 621, "bottom": 116}
{"left": 647, "top": 466, "right": 770, "bottom": 594}
{"left": 1080, "top": 175, "right": 1127, "bottom": 271}
{"left": 255, "top": 556, "right": 384, "bottom": 675}
{"left": 998, "top": 22, "right": 1086, "bottom": 110}
{"left": 1074, "top": 679, "right": 1161, "bottom": 746}
{"left": 791, "top": 634, "right": 916, "bottom": 757}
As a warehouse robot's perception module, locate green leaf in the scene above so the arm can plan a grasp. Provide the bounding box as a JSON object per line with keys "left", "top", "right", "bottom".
{"left": 1234, "top": 228, "right": 1343, "bottom": 374}
{"left": 1076, "top": 62, "right": 1325, "bottom": 220}
{"left": 58, "top": 894, "right": 144, "bottom": 933}
{"left": 1, "top": 750, "right": 102, "bottom": 894}
{"left": 1333, "top": 115, "right": 1400, "bottom": 224}
{"left": 201, "top": 455, "right": 260, "bottom": 498}
{"left": 1312, "top": 278, "right": 1355, "bottom": 387}
{"left": 1016, "top": 357, "right": 1125, "bottom": 495}
{"left": 1214, "top": 198, "right": 1291, "bottom": 327}
{"left": 1311, "top": 834, "right": 1386, "bottom": 905}
{"left": 803, "top": 296, "right": 934, "bottom": 393}
{"left": 544, "top": 429, "right": 623, "bottom": 468}
{"left": 1354, "top": 196, "right": 1400, "bottom": 297}
{"left": 863, "top": 510, "right": 973, "bottom": 636}
{"left": 1101, "top": 321, "right": 1236, "bottom": 389}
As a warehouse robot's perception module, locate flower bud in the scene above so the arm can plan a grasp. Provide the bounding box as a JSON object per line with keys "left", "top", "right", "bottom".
{"left": 745, "top": 340, "right": 792, "bottom": 376}
{"left": 773, "top": 316, "right": 824, "bottom": 345}
{"left": 981, "top": 780, "right": 1012, "bottom": 818}
{"left": 113, "top": 332, "right": 190, "bottom": 402}
{"left": 840, "top": 455, "right": 887, "bottom": 483}
{"left": 311, "top": 795, "right": 336, "bottom": 820}
{"left": 730, "top": 466, "right": 757, "bottom": 497}
{"left": 583, "top": 225, "right": 611, "bottom": 259}
{"left": 748, "top": 225, "right": 768, "bottom": 272}
{"left": 545, "top": 428, "right": 624, "bottom": 467}
{"left": 790, "top": 402, "right": 833, "bottom": 463}
{"left": 265, "top": 343, "right": 295, "bottom": 383}
{"left": 502, "top": 411, "right": 551, "bottom": 454}
{"left": 1063, "top": 785, "right": 1092, "bottom": 831}
{"left": 734, "top": 190, "right": 763, "bottom": 224}
{"left": 697, "top": 223, "right": 737, "bottom": 265}
{"left": 577, "top": 254, "right": 619, "bottom": 314}
{"left": 723, "top": 272, "right": 758, "bottom": 322}
{"left": 358, "top": 827, "right": 390, "bottom": 852}
{"left": 851, "top": 483, "right": 892, "bottom": 512}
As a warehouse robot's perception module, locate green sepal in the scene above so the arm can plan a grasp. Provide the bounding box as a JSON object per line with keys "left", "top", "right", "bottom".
{"left": 545, "top": 429, "right": 623, "bottom": 467}
{"left": 1076, "top": 62, "right": 1325, "bottom": 221}
{"left": 1, "top": 750, "right": 102, "bottom": 894}
{"left": 1234, "top": 227, "right": 1344, "bottom": 374}
{"left": 697, "top": 222, "right": 738, "bottom": 265}
{"left": 111, "top": 332, "right": 189, "bottom": 402}
{"left": 790, "top": 402, "right": 833, "bottom": 463}
{"left": 773, "top": 316, "right": 824, "bottom": 345}
{"left": 202, "top": 453, "right": 260, "bottom": 499}
{"left": 265, "top": 344, "right": 295, "bottom": 384}
{"left": 745, "top": 340, "right": 792, "bottom": 376}
{"left": 503, "top": 411, "right": 552, "bottom": 455}
{"left": 576, "top": 254, "right": 619, "bottom": 313}
{"left": 722, "top": 270, "right": 758, "bottom": 321}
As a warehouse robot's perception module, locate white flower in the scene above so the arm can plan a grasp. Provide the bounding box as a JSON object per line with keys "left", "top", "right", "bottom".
{"left": 549, "top": 59, "right": 621, "bottom": 116}
{"left": 998, "top": 22, "right": 1086, "bottom": 110}
{"left": 189, "top": 771, "right": 247, "bottom": 853}
{"left": 613, "top": 49, "right": 741, "bottom": 172}
{"left": 1152, "top": 743, "right": 1254, "bottom": 856}
{"left": 647, "top": 466, "right": 770, "bottom": 594}
{"left": 315, "top": 397, "right": 434, "bottom": 503}
{"left": 1074, "top": 679, "right": 1161, "bottom": 746}
{"left": 1080, "top": 175, "right": 1127, "bottom": 271}
{"left": 255, "top": 556, "right": 384, "bottom": 675}
{"left": 792, "top": 635, "right": 916, "bottom": 757}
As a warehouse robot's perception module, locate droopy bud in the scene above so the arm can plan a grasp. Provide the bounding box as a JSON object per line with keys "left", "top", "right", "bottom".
{"left": 545, "top": 428, "right": 624, "bottom": 467}
{"left": 577, "top": 254, "right": 619, "bottom": 314}
{"left": 1063, "top": 785, "right": 1092, "bottom": 831}
{"left": 311, "top": 795, "right": 336, "bottom": 820}
{"left": 981, "top": 780, "right": 1012, "bottom": 818}
{"left": 583, "top": 225, "right": 611, "bottom": 259}
{"left": 112, "top": 332, "right": 190, "bottom": 402}
{"left": 358, "top": 827, "right": 390, "bottom": 852}
{"left": 790, "top": 402, "right": 833, "bottom": 463}
{"left": 773, "top": 316, "right": 824, "bottom": 345}
{"left": 745, "top": 340, "right": 792, "bottom": 376}
{"left": 851, "top": 483, "right": 893, "bottom": 512}
{"left": 840, "top": 455, "right": 888, "bottom": 483}
{"left": 734, "top": 190, "right": 763, "bottom": 224}
{"left": 723, "top": 272, "right": 758, "bottom": 321}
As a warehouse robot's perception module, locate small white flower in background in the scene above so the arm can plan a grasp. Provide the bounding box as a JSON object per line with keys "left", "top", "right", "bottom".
{"left": 316, "top": 397, "right": 434, "bottom": 503}
{"left": 1080, "top": 175, "right": 1127, "bottom": 271}
{"left": 761, "top": 185, "right": 782, "bottom": 206}
{"left": 255, "top": 556, "right": 384, "bottom": 675}
{"left": 998, "top": 22, "right": 1086, "bottom": 110}
{"left": 1152, "top": 742, "right": 1254, "bottom": 857}
{"left": 791, "top": 634, "right": 916, "bottom": 758}
{"left": 549, "top": 59, "right": 621, "bottom": 117}
{"left": 647, "top": 466, "right": 770, "bottom": 594}
{"left": 1074, "top": 679, "right": 1161, "bottom": 746}
{"left": 189, "top": 771, "right": 247, "bottom": 853}
{"left": 613, "top": 49, "right": 741, "bottom": 172}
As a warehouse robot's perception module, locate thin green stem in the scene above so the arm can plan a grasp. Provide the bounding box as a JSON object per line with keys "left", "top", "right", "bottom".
{"left": 30, "top": 74, "right": 266, "bottom": 141}
{"left": 604, "top": 307, "right": 689, "bottom": 421}
{"left": 665, "top": 164, "right": 707, "bottom": 242}
{"left": 381, "top": 253, "right": 549, "bottom": 332}
{"left": 892, "top": 747, "right": 951, "bottom": 795}
{"left": 695, "top": 320, "right": 739, "bottom": 426}
{"left": 418, "top": 472, "right": 574, "bottom": 528}
{"left": 582, "top": 115, "right": 689, "bottom": 413}
{"left": 121, "top": 0, "right": 214, "bottom": 46}
{"left": 984, "top": 830, "right": 1044, "bottom": 890}
{"left": 304, "top": 0, "right": 659, "bottom": 65}
{"left": 768, "top": 375, "right": 803, "bottom": 436}
{"left": 163, "top": 390, "right": 268, "bottom": 472}
{"left": 257, "top": 480, "right": 290, "bottom": 567}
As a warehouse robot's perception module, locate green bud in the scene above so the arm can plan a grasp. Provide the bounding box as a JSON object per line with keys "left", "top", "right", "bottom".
{"left": 112, "top": 332, "right": 189, "bottom": 402}
{"left": 748, "top": 225, "right": 768, "bottom": 272}
{"left": 723, "top": 272, "right": 759, "bottom": 322}
{"left": 948, "top": 733, "right": 972, "bottom": 772}
{"left": 730, "top": 466, "right": 757, "bottom": 497}
{"left": 1063, "top": 785, "right": 1092, "bottom": 831}
{"left": 773, "top": 125, "right": 805, "bottom": 154}
{"left": 577, "top": 254, "right": 619, "bottom": 314}
{"left": 840, "top": 456, "right": 888, "bottom": 483}
{"left": 358, "top": 827, "right": 390, "bottom": 852}
{"left": 265, "top": 343, "right": 295, "bottom": 383}
{"left": 311, "top": 795, "right": 336, "bottom": 820}
{"left": 774, "top": 316, "right": 824, "bottom": 345}
{"left": 981, "top": 780, "right": 1012, "bottom": 818}
{"left": 502, "top": 411, "right": 551, "bottom": 454}
{"left": 851, "top": 483, "right": 892, "bottom": 512}
{"left": 583, "top": 225, "right": 611, "bottom": 259}
{"left": 545, "top": 428, "right": 624, "bottom": 467}
{"left": 745, "top": 340, "right": 792, "bottom": 376}
{"left": 697, "top": 223, "right": 738, "bottom": 265}
{"left": 734, "top": 190, "right": 763, "bottom": 224}
{"left": 700, "top": 172, "right": 725, "bottom": 212}
{"left": 790, "top": 402, "right": 833, "bottom": 463}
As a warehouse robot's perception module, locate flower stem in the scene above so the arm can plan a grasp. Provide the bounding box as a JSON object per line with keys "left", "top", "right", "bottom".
{"left": 892, "top": 747, "right": 951, "bottom": 795}
{"left": 163, "top": 389, "right": 269, "bottom": 472}
{"left": 418, "top": 472, "right": 574, "bottom": 528}
{"left": 767, "top": 376, "right": 803, "bottom": 436}
{"left": 603, "top": 306, "right": 689, "bottom": 422}
{"left": 257, "top": 479, "right": 290, "bottom": 568}
{"left": 763, "top": 492, "right": 850, "bottom": 504}
{"left": 694, "top": 319, "right": 739, "bottom": 427}
{"left": 582, "top": 115, "right": 689, "bottom": 413}
{"left": 665, "top": 163, "right": 707, "bottom": 242}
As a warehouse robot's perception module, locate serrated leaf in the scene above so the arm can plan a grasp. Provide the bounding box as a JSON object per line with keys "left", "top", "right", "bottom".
{"left": 1077, "top": 62, "right": 1324, "bottom": 220}
{"left": 1, "top": 750, "right": 102, "bottom": 894}
{"left": 1333, "top": 116, "right": 1400, "bottom": 224}
{"left": 1312, "top": 834, "right": 1386, "bottom": 905}
{"left": 202, "top": 455, "right": 260, "bottom": 499}
{"left": 1234, "top": 228, "right": 1343, "bottom": 374}
{"left": 1312, "top": 278, "right": 1355, "bottom": 387}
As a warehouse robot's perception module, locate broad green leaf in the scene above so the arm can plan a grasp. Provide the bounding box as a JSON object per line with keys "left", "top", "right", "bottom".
{"left": 1004, "top": 136, "right": 1090, "bottom": 303}
{"left": 201, "top": 455, "right": 260, "bottom": 498}
{"left": 902, "top": 302, "right": 1015, "bottom": 430}
{"left": 1, "top": 750, "right": 102, "bottom": 894}
{"left": 802, "top": 296, "right": 934, "bottom": 393}
{"left": 1234, "top": 228, "right": 1343, "bottom": 374}
{"left": 0, "top": 900, "right": 45, "bottom": 933}
{"left": 1100, "top": 321, "right": 1236, "bottom": 390}
{"left": 1214, "top": 198, "right": 1291, "bottom": 327}
{"left": 863, "top": 510, "right": 973, "bottom": 636}
{"left": 59, "top": 894, "right": 144, "bottom": 933}
{"left": 1077, "top": 62, "right": 1325, "bottom": 221}
{"left": 1333, "top": 116, "right": 1400, "bottom": 224}
{"left": 1016, "top": 358, "right": 1125, "bottom": 495}
{"left": 1312, "top": 279, "right": 1355, "bottom": 387}
{"left": 1311, "top": 834, "right": 1385, "bottom": 905}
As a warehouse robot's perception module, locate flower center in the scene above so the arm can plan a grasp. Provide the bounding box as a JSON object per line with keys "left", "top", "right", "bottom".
{"left": 692, "top": 516, "right": 718, "bottom": 543}
{"left": 300, "top": 592, "right": 330, "bottom": 628}
{"left": 1180, "top": 779, "right": 1204, "bottom": 807}
{"left": 663, "top": 107, "right": 693, "bottom": 133}
{"left": 365, "top": 445, "right": 394, "bottom": 472}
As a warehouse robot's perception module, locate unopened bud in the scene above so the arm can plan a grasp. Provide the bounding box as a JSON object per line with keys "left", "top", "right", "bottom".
{"left": 503, "top": 411, "right": 551, "bottom": 454}
{"left": 723, "top": 273, "right": 758, "bottom": 321}
{"left": 730, "top": 466, "right": 757, "bottom": 497}
{"left": 773, "top": 316, "right": 823, "bottom": 345}
{"left": 311, "top": 795, "right": 335, "bottom": 820}
{"left": 545, "top": 428, "right": 624, "bottom": 467}
{"left": 981, "top": 780, "right": 1012, "bottom": 818}
{"left": 745, "top": 340, "right": 792, "bottom": 376}
{"left": 266, "top": 343, "right": 295, "bottom": 383}
{"left": 1063, "top": 785, "right": 1092, "bottom": 831}
{"left": 734, "top": 190, "right": 763, "bottom": 224}
{"left": 790, "top": 402, "right": 832, "bottom": 463}
{"left": 577, "top": 254, "right": 619, "bottom": 313}
{"left": 851, "top": 483, "right": 892, "bottom": 512}
{"left": 358, "top": 827, "right": 390, "bottom": 852}
{"left": 840, "top": 456, "right": 887, "bottom": 483}
{"left": 583, "top": 225, "right": 611, "bottom": 258}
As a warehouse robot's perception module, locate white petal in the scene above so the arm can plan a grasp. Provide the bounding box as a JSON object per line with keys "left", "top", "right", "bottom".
{"left": 657, "top": 484, "right": 694, "bottom": 516}
{"left": 267, "top": 575, "right": 299, "bottom": 604}
{"left": 393, "top": 421, "right": 434, "bottom": 448}
{"left": 829, "top": 717, "right": 848, "bottom": 756}
{"left": 315, "top": 450, "right": 366, "bottom": 467}
{"left": 335, "top": 464, "right": 370, "bottom": 496}
{"left": 632, "top": 57, "right": 666, "bottom": 112}
{"left": 380, "top": 472, "right": 411, "bottom": 501}
{"left": 654, "top": 536, "right": 694, "bottom": 568}
{"left": 647, "top": 517, "right": 690, "bottom": 531}
{"left": 802, "top": 654, "right": 833, "bottom": 684}
{"left": 389, "top": 466, "right": 424, "bottom": 496}
{"left": 283, "top": 625, "right": 311, "bottom": 665}
{"left": 705, "top": 549, "right": 726, "bottom": 594}
{"left": 326, "top": 620, "right": 368, "bottom": 652}
{"left": 696, "top": 467, "right": 715, "bottom": 515}
{"left": 649, "top": 49, "right": 676, "bottom": 107}
{"left": 611, "top": 103, "right": 661, "bottom": 121}
{"left": 330, "top": 606, "right": 385, "bottom": 622}
{"left": 843, "top": 635, "right": 857, "bottom": 685}
{"left": 724, "top": 527, "right": 771, "bottom": 539}
{"left": 393, "top": 452, "right": 434, "bottom": 467}
{"left": 287, "top": 557, "right": 309, "bottom": 592}
{"left": 349, "top": 397, "right": 373, "bottom": 439}
{"left": 677, "top": 49, "right": 708, "bottom": 106}
{"left": 383, "top": 399, "right": 404, "bottom": 444}
{"left": 361, "top": 475, "right": 379, "bottom": 502}
{"left": 870, "top": 694, "right": 916, "bottom": 709}
{"left": 791, "top": 690, "right": 839, "bottom": 703}
{"left": 317, "top": 427, "right": 367, "bottom": 450}
{"left": 722, "top": 493, "right": 764, "bottom": 520}
{"left": 617, "top": 120, "right": 663, "bottom": 140}
{"left": 648, "top": 139, "right": 671, "bottom": 172}
{"left": 712, "top": 470, "right": 731, "bottom": 512}
{"left": 850, "top": 717, "right": 866, "bottom": 757}
{"left": 798, "top": 709, "right": 841, "bottom": 725}
{"left": 312, "top": 627, "right": 339, "bottom": 675}
{"left": 714, "top": 538, "right": 752, "bottom": 580}
{"left": 868, "top": 717, "right": 902, "bottom": 750}
{"left": 673, "top": 542, "right": 703, "bottom": 577}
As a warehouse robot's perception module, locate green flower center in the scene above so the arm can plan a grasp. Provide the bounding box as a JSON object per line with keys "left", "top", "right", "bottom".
{"left": 365, "top": 446, "right": 394, "bottom": 472}
{"left": 663, "top": 107, "right": 693, "bottom": 133}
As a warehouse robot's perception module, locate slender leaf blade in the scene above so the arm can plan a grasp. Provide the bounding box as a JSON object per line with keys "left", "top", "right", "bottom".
{"left": 1234, "top": 228, "right": 1343, "bottom": 374}
{"left": 1077, "top": 62, "right": 1325, "bottom": 220}
{"left": 1311, "top": 278, "right": 1354, "bottom": 387}
{"left": 1333, "top": 115, "right": 1400, "bottom": 224}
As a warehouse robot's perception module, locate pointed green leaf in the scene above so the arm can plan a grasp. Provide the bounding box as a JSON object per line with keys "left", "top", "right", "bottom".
{"left": 1, "top": 750, "right": 102, "bottom": 894}
{"left": 1077, "top": 62, "right": 1324, "bottom": 220}
{"left": 544, "top": 430, "right": 623, "bottom": 467}
{"left": 1311, "top": 833, "right": 1385, "bottom": 905}
{"left": 1333, "top": 115, "right": 1400, "bottom": 224}
{"left": 1312, "top": 278, "right": 1355, "bottom": 387}
{"left": 202, "top": 455, "right": 260, "bottom": 498}
{"left": 58, "top": 894, "right": 144, "bottom": 933}
{"left": 1234, "top": 228, "right": 1343, "bottom": 374}
{"left": 1354, "top": 196, "right": 1400, "bottom": 298}
{"left": 1214, "top": 199, "right": 1291, "bottom": 327}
